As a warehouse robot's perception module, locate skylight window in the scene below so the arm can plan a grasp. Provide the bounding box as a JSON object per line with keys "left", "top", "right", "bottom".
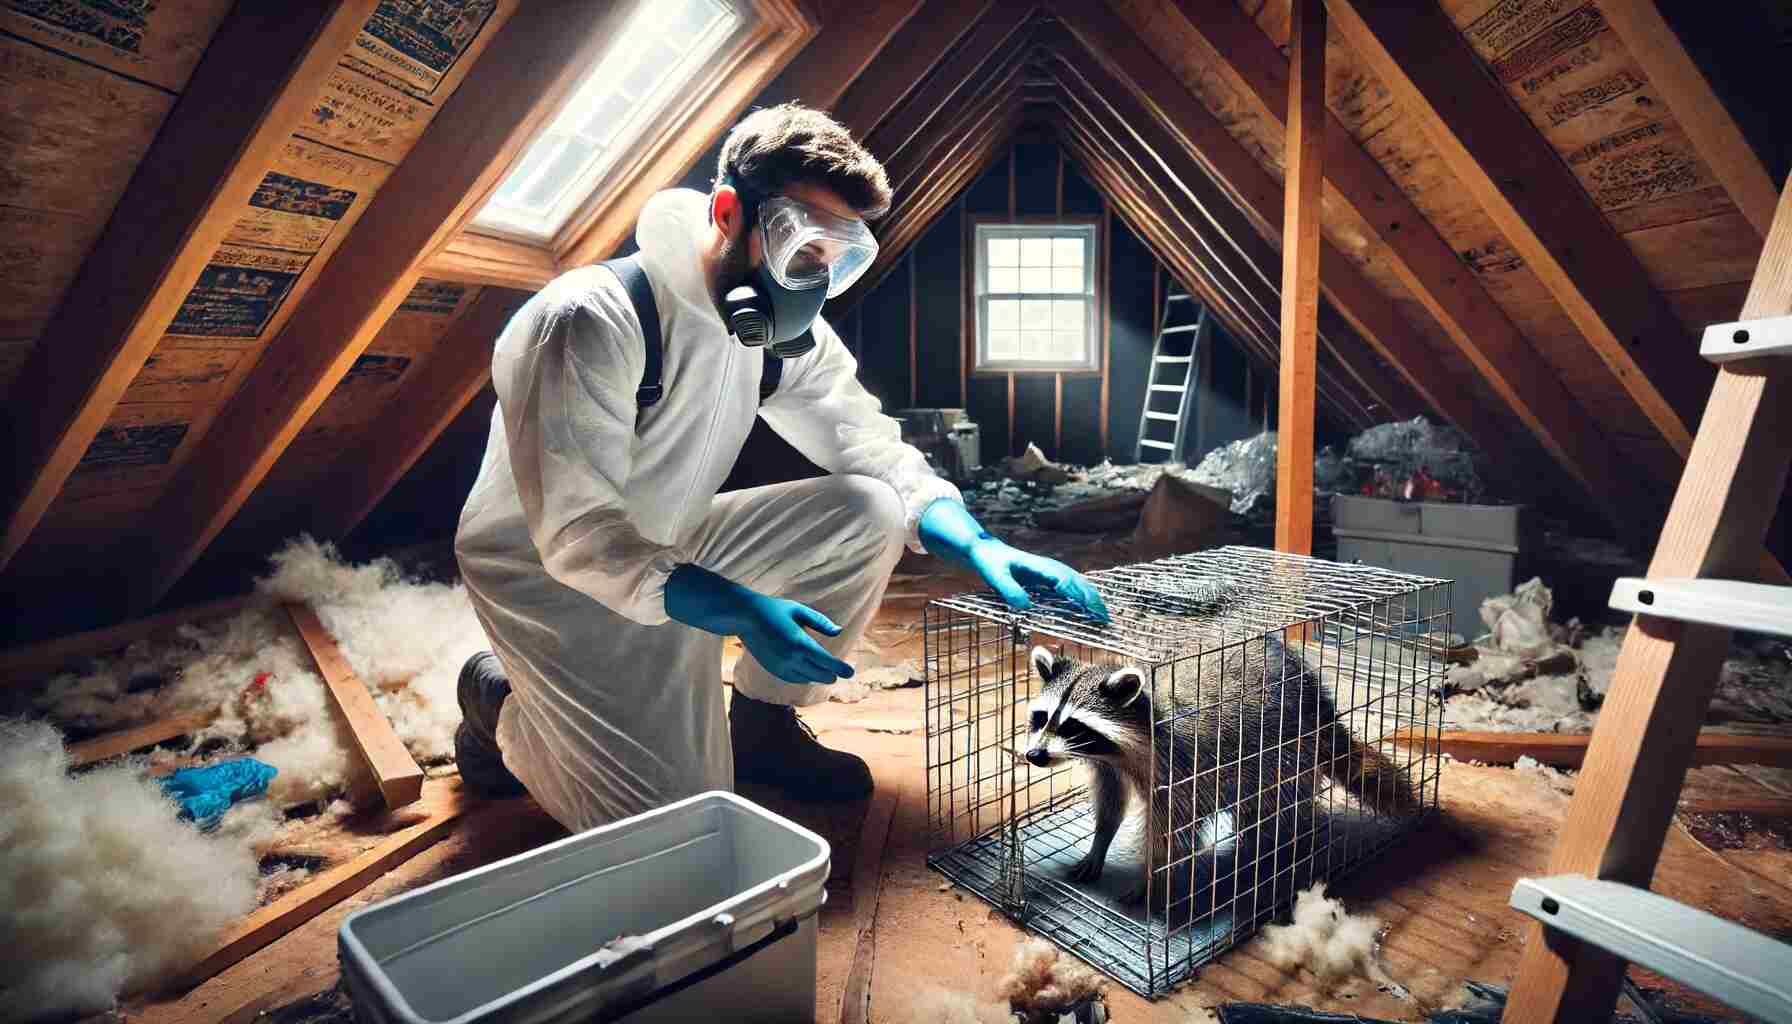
{"left": 472, "top": 0, "right": 738, "bottom": 242}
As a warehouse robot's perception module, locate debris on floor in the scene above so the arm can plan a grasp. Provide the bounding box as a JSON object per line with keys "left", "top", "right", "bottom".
{"left": 1256, "top": 884, "right": 1401, "bottom": 993}
{"left": 18, "top": 537, "right": 492, "bottom": 807}
{"left": 1440, "top": 577, "right": 1792, "bottom": 734}
{"left": 1, "top": 717, "right": 260, "bottom": 1018}
{"left": 1344, "top": 416, "right": 1486, "bottom": 503}
{"left": 1192, "top": 433, "right": 1279, "bottom": 516}
{"left": 997, "top": 939, "right": 1109, "bottom": 1024}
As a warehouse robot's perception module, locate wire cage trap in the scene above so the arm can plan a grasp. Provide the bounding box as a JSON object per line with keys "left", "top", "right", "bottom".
{"left": 924, "top": 545, "right": 1449, "bottom": 997}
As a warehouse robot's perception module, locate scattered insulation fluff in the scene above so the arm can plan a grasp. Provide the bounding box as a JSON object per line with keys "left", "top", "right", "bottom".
{"left": 996, "top": 939, "right": 1106, "bottom": 1020}
{"left": 1514, "top": 755, "right": 1577, "bottom": 795}
{"left": 30, "top": 537, "right": 490, "bottom": 807}
{"left": 0, "top": 718, "right": 259, "bottom": 1019}
{"left": 1259, "top": 884, "right": 1390, "bottom": 990}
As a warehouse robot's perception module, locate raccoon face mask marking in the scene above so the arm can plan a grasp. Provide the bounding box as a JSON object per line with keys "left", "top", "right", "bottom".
{"left": 1023, "top": 646, "right": 1141, "bottom": 767}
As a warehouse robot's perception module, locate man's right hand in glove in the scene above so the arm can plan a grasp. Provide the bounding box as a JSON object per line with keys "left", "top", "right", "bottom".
{"left": 665, "top": 564, "right": 855, "bottom": 684}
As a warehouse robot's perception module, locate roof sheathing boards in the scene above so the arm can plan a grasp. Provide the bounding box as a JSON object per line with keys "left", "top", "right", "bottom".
{"left": 1107, "top": 0, "right": 1748, "bottom": 498}
{"left": 14, "top": 1, "right": 515, "bottom": 570}
{"left": 211, "top": 280, "right": 486, "bottom": 557}
{"left": 0, "top": 0, "right": 237, "bottom": 396}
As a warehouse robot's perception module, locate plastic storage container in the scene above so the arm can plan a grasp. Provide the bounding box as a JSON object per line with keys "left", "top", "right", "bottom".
{"left": 1332, "top": 495, "right": 1528, "bottom": 638}
{"left": 339, "top": 791, "right": 830, "bottom": 1024}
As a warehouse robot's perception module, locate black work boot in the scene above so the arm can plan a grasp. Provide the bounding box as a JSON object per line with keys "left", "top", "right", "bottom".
{"left": 454, "top": 651, "right": 526, "bottom": 798}
{"left": 730, "top": 694, "right": 873, "bottom": 801}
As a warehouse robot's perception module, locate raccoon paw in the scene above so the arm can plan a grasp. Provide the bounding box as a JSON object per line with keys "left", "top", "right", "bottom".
{"left": 1068, "top": 853, "right": 1105, "bottom": 884}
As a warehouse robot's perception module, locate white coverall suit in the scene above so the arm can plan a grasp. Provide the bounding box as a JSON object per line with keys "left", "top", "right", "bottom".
{"left": 454, "top": 188, "right": 962, "bottom": 832}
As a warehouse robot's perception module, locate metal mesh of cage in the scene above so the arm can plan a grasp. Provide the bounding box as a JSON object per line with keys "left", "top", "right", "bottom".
{"left": 924, "top": 545, "right": 1448, "bottom": 997}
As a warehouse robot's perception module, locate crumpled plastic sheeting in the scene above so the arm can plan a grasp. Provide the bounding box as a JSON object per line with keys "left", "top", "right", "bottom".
{"left": 1192, "top": 432, "right": 1278, "bottom": 515}
{"left": 158, "top": 758, "right": 278, "bottom": 826}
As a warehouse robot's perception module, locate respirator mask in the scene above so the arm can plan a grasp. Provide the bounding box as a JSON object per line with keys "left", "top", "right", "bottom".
{"left": 720, "top": 187, "right": 878, "bottom": 358}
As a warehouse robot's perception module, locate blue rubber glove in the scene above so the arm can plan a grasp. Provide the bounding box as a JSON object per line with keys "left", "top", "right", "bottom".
{"left": 665, "top": 564, "right": 855, "bottom": 684}
{"left": 918, "top": 499, "right": 1110, "bottom": 623}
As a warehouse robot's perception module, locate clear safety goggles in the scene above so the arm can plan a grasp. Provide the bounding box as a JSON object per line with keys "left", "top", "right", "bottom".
{"left": 755, "top": 196, "right": 878, "bottom": 299}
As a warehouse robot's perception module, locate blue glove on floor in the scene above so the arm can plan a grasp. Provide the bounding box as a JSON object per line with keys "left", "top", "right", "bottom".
{"left": 158, "top": 758, "right": 278, "bottom": 828}
{"left": 918, "top": 499, "right": 1110, "bottom": 623}
{"left": 665, "top": 564, "right": 855, "bottom": 685}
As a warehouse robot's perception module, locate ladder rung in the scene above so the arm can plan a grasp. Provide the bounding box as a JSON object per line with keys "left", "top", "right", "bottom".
{"left": 1161, "top": 324, "right": 1201, "bottom": 334}
{"left": 1609, "top": 577, "right": 1792, "bottom": 638}
{"left": 1512, "top": 875, "right": 1792, "bottom": 1024}
{"left": 1139, "top": 439, "right": 1176, "bottom": 450}
{"left": 1154, "top": 355, "right": 1193, "bottom": 364}
{"left": 1700, "top": 315, "right": 1792, "bottom": 363}
{"left": 1166, "top": 293, "right": 1192, "bottom": 302}
{"left": 1149, "top": 384, "right": 1186, "bottom": 392}
{"left": 1144, "top": 411, "right": 1179, "bottom": 421}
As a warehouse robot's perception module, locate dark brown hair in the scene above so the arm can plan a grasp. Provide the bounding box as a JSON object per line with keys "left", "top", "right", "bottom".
{"left": 715, "top": 103, "right": 892, "bottom": 220}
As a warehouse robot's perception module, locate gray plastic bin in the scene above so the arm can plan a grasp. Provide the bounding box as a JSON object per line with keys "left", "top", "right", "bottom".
{"left": 338, "top": 791, "right": 830, "bottom": 1024}
{"left": 1332, "top": 495, "right": 1528, "bottom": 638}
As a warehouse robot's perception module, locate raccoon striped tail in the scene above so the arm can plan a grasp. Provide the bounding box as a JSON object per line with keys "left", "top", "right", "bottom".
{"left": 1318, "top": 724, "right": 1420, "bottom": 815}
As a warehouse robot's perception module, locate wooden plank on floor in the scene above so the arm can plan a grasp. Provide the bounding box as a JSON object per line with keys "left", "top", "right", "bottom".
{"left": 285, "top": 602, "right": 423, "bottom": 808}
{"left": 1274, "top": 0, "right": 1323, "bottom": 558}
{"left": 69, "top": 711, "right": 217, "bottom": 766}
{"left": 838, "top": 787, "right": 900, "bottom": 1024}
{"left": 1392, "top": 730, "right": 1792, "bottom": 769}
{"left": 172, "top": 781, "right": 464, "bottom": 992}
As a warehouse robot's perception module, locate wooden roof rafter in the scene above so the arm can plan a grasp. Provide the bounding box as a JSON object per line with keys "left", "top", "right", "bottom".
{"left": 1043, "top": 44, "right": 1416, "bottom": 428}
{"left": 1325, "top": 0, "right": 1715, "bottom": 458}
{"left": 0, "top": 1, "right": 385, "bottom": 577}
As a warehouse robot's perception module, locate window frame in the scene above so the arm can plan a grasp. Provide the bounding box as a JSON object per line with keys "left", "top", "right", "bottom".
{"left": 970, "top": 216, "right": 1103, "bottom": 375}
{"left": 427, "top": 0, "right": 816, "bottom": 288}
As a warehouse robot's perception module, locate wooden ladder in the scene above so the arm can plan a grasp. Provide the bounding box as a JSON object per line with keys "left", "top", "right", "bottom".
{"left": 1136, "top": 268, "right": 1211, "bottom": 464}
{"left": 1502, "top": 182, "right": 1792, "bottom": 1021}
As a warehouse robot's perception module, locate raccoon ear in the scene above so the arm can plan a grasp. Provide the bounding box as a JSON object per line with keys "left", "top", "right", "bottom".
{"left": 1101, "top": 666, "right": 1146, "bottom": 707}
{"left": 1031, "top": 645, "right": 1066, "bottom": 681}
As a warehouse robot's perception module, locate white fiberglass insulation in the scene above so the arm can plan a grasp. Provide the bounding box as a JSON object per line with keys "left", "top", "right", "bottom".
{"left": 30, "top": 538, "right": 490, "bottom": 807}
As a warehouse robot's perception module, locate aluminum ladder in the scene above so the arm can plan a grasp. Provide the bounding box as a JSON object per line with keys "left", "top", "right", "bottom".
{"left": 1135, "top": 277, "right": 1210, "bottom": 464}
{"left": 1504, "top": 183, "right": 1792, "bottom": 1023}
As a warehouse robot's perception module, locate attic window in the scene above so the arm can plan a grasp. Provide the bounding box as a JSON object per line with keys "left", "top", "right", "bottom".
{"left": 974, "top": 222, "right": 1101, "bottom": 373}
{"left": 472, "top": 0, "right": 739, "bottom": 242}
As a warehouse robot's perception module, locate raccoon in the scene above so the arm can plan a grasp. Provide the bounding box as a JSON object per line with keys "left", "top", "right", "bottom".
{"left": 1022, "top": 634, "right": 1418, "bottom": 910}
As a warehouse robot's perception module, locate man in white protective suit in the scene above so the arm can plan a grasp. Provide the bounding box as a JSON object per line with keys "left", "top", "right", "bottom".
{"left": 453, "top": 104, "right": 1109, "bottom": 831}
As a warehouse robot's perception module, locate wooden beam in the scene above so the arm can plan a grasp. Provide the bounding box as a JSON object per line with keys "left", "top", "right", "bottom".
{"left": 1276, "top": 0, "right": 1323, "bottom": 557}
{"left": 860, "top": 0, "right": 1035, "bottom": 163}
{"left": 746, "top": 0, "right": 919, "bottom": 115}
{"left": 286, "top": 602, "right": 423, "bottom": 809}
{"left": 1391, "top": 730, "right": 1792, "bottom": 770}
{"left": 420, "top": 234, "right": 558, "bottom": 290}
{"left": 0, "top": 2, "right": 380, "bottom": 575}
{"left": 131, "top": 2, "right": 638, "bottom": 608}
{"left": 1326, "top": 0, "right": 1713, "bottom": 457}
{"left": 68, "top": 711, "right": 217, "bottom": 767}
{"left": 1504, "top": 181, "right": 1792, "bottom": 1023}
{"left": 884, "top": 33, "right": 1034, "bottom": 199}
{"left": 1056, "top": 0, "right": 1651, "bottom": 531}
{"left": 1600, "top": 0, "right": 1780, "bottom": 239}
{"left": 1, "top": 594, "right": 254, "bottom": 690}
{"left": 307, "top": 289, "right": 528, "bottom": 541}
{"left": 175, "top": 780, "right": 467, "bottom": 991}
{"left": 829, "top": 0, "right": 996, "bottom": 138}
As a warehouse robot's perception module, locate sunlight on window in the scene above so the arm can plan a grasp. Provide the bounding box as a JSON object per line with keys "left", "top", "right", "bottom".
{"left": 472, "top": 0, "right": 738, "bottom": 242}
{"left": 976, "top": 223, "right": 1098, "bottom": 371}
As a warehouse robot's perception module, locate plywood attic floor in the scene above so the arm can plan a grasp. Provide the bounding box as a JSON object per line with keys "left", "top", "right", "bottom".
{"left": 105, "top": 547, "right": 1792, "bottom": 1024}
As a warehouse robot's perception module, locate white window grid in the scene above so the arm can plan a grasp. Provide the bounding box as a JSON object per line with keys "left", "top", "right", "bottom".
{"left": 472, "top": 0, "right": 739, "bottom": 242}
{"left": 975, "top": 222, "right": 1100, "bottom": 372}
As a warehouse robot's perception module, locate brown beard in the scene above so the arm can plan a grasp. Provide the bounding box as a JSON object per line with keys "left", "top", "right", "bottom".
{"left": 711, "top": 226, "right": 754, "bottom": 313}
